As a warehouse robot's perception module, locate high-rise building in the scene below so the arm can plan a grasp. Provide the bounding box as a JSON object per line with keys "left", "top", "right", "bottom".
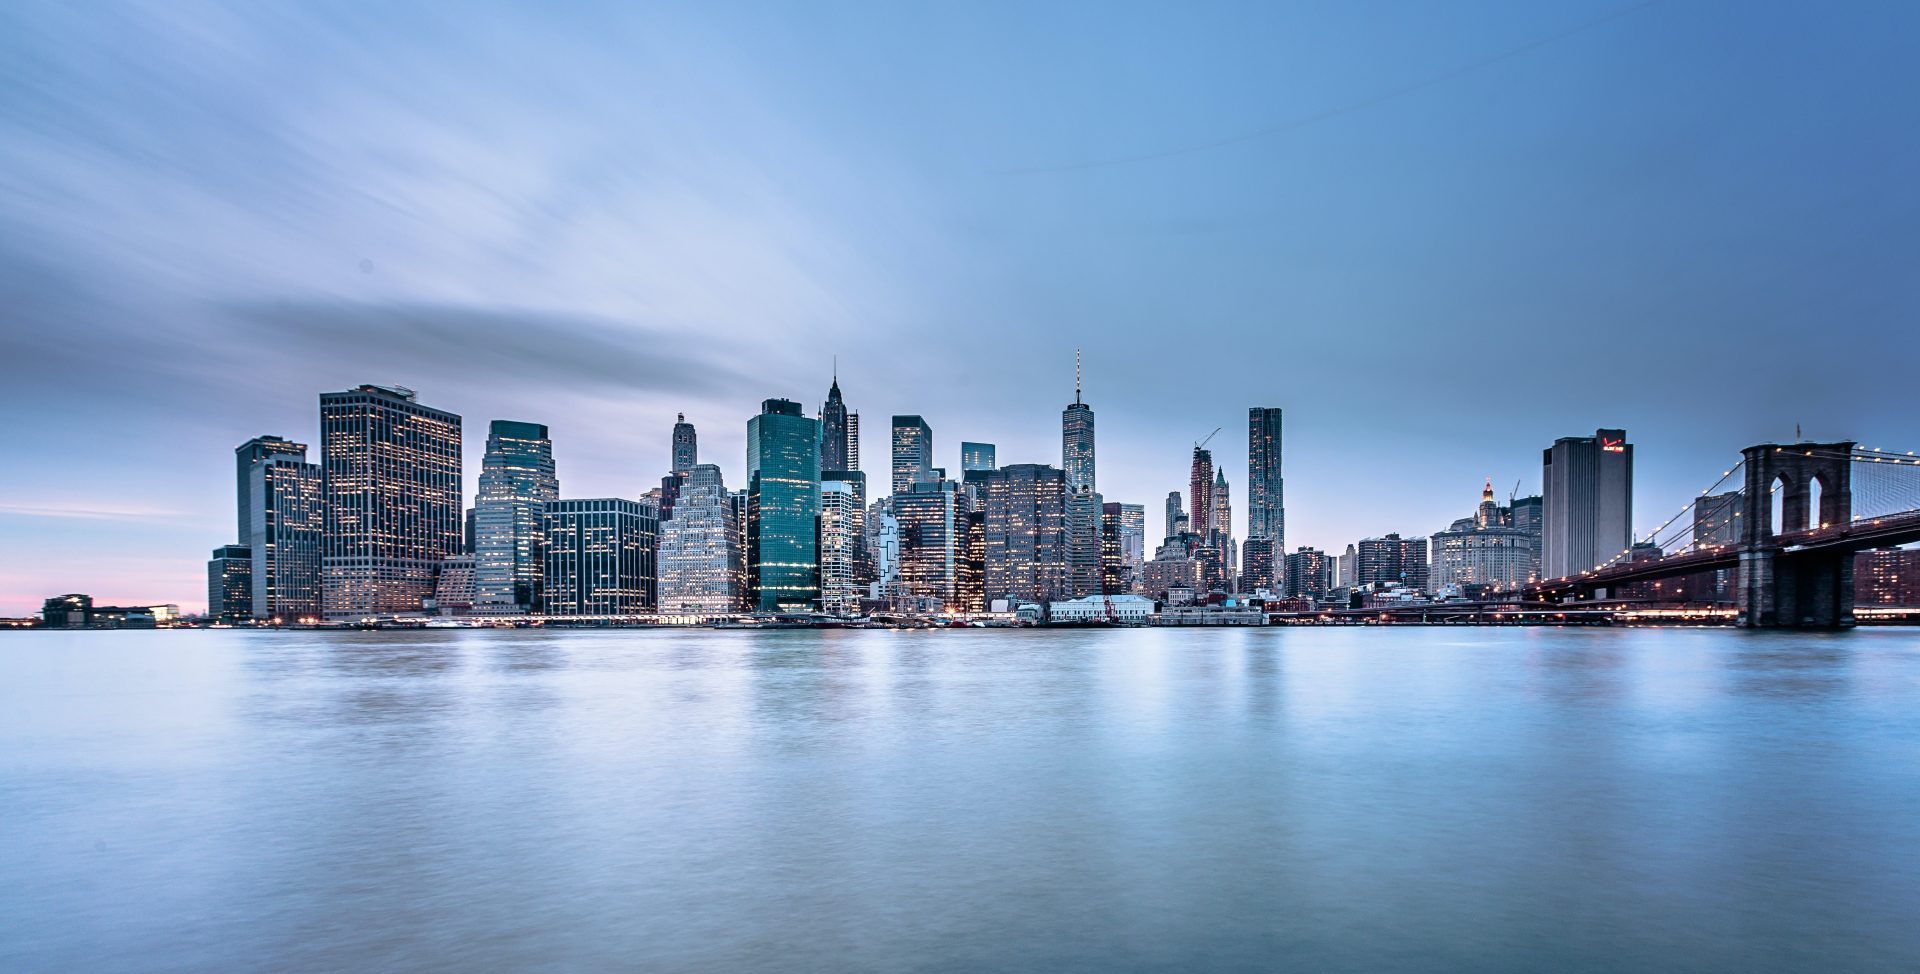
{"left": 845, "top": 413, "right": 861, "bottom": 471}
{"left": 237, "top": 436, "right": 323, "bottom": 622}
{"left": 1248, "top": 408, "right": 1285, "bottom": 555}
{"left": 658, "top": 464, "right": 743, "bottom": 617}
{"left": 865, "top": 496, "right": 900, "bottom": 597}
{"left": 895, "top": 479, "right": 965, "bottom": 610}
{"left": 748, "top": 399, "right": 821, "bottom": 612}
{"left": 961, "top": 442, "right": 997, "bottom": 472}
{"left": 1164, "top": 491, "right": 1184, "bottom": 541}
{"left": 1064, "top": 487, "right": 1104, "bottom": 598}
{"left": 1356, "top": 533, "right": 1430, "bottom": 591}
{"left": 542, "top": 498, "right": 656, "bottom": 615}
{"left": 1062, "top": 350, "right": 1095, "bottom": 492}
{"left": 472, "top": 420, "right": 558, "bottom": 613}
{"left": 1212, "top": 468, "right": 1233, "bottom": 587}
{"left": 207, "top": 545, "right": 252, "bottom": 623}
{"left": 235, "top": 436, "right": 303, "bottom": 543}
{"left": 891, "top": 415, "right": 933, "bottom": 496}
{"left": 819, "top": 475, "right": 864, "bottom": 616}
{"left": 820, "top": 375, "right": 853, "bottom": 474}
{"left": 430, "top": 555, "right": 477, "bottom": 615}
{"left": 1430, "top": 480, "right": 1538, "bottom": 591}
{"left": 979, "top": 464, "right": 1068, "bottom": 605}
{"left": 1542, "top": 428, "right": 1634, "bottom": 578}
{"left": 671, "top": 413, "right": 698, "bottom": 475}
{"left": 319, "top": 385, "right": 462, "bottom": 618}
{"left": 1189, "top": 447, "right": 1215, "bottom": 545}
{"left": 1285, "top": 548, "right": 1330, "bottom": 601}
{"left": 1856, "top": 548, "right": 1920, "bottom": 606}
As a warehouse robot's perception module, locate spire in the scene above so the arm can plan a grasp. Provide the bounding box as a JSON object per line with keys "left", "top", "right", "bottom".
{"left": 1482, "top": 477, "right": 1494, "bottom": 503}
{"left": 1074, "top": 348, "right": 1082, "bottom": 405}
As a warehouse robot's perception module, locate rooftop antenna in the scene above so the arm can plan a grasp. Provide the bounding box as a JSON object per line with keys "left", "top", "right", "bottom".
{"left": 1074, "top": 348, "right": 1083, "bottom": 405}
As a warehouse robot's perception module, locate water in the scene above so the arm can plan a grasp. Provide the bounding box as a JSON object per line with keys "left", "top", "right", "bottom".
{"left": 3, "top": 627, "right": 1918, "bottom": 973}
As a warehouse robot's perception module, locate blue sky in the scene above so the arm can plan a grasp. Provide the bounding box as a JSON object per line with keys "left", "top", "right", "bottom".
{"left": 3, "top": 0, "right": 1918, "bottom": 613}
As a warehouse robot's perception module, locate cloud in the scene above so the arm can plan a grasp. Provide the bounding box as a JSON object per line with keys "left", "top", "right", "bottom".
{"left": 0, "top": 502, "right": 192, "bottom": 522}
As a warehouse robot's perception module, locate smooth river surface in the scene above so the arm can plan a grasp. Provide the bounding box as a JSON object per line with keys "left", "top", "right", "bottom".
{"left": 4, "top": 627, "right": 1919, "bottom": 973}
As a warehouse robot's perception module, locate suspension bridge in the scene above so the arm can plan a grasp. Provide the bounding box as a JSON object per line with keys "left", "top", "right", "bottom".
{"left": 1525, "top": 440, "right": 1920, "bottom": 627}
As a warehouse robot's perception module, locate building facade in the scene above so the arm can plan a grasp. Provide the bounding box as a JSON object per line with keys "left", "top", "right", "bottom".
{"left": 748, "top": 399, "right": 821, "bottom": 611}
{"left": 1429, "top": 481, "right": 1538, "bottom": 591}
{"left": 890, "top": 415, "right": 933, "bottom": 496}
{"left": 319, "top": 385, "right": 463, "bottom": 618}
{"left": 241, "top": 438, "right": 323, "bottom": 622}
{"left": 980, "top": 464, "right": 1068, "bottom": 605}
{"left": 543, "top": 498, "right": 656, "bottom": 615}
{"left": 1247, "top": 407, "right": 1285, "bottom": 556}
{"left": 658, "top": 464, "right": 743, "bottom": 617}
{"left": 1285, "top": 547, "right": 1330, "bottom": 601}
{"left": 819, "top": 477, "right": 864, "bottom": 615}
{"left": 1356, "top": 533, "right": 1430, "bottom": 591}
{"left": 895, "top": 479, "right": 965, "bottom": 610}
{"left": 1542, "top": 428, "right": 1634, "bottom": 578}
{"left": 472, "top": 420, "right": 559, "bottom": 613}
{"left": 207, "top": 545, "right": 252, "bottom": 623}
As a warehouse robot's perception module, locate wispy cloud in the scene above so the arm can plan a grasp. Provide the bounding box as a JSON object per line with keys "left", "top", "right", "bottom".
{"left": 0, "top": 503, "right": 192, "bottom": 522}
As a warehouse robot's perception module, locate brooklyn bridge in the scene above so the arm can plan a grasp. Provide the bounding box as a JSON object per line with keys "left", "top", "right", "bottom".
{"left": 1524, "top": 441, "right": 1920, "bottom": 628}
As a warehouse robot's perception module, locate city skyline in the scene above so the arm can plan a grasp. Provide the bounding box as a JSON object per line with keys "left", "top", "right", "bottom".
{"left": 5, "top": 2, "right": 1920, "bottom": 614}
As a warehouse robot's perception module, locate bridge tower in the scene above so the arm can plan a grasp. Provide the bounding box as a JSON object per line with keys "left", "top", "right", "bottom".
{"left": 1736, "top": 441, "right": 1855, "bottom": 628}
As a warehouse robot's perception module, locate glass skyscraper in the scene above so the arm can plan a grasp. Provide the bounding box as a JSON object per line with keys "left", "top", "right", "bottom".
{"left": 319, "top": 384, "right": 463, "bottom": 618}
{"left": 658, "top": 464, "right": 742, "bottom": 617}
{"left": 234, "top": 435, "right": 322, "bottom": 622}
{"left": 960, "top": 442, "right": 996, "bottom": 472}
{"left": 891, "top": 415, "right": 932, "bottom": 496}
{"left": 979, "top": 463, "right": 1068, "bottom": 605}
{"left": 748, "top": 399, "right": 821, "bottom": 612}
{"left": 1247, "top": 407, "right": 1285, "bottom": 557}
{"left": 473, "top": 420, "right": 559, "bottom": 613}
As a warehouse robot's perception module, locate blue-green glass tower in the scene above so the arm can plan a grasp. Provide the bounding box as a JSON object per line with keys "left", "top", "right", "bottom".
{"left": 747, "top": 398, "right": 821, "bottom": 611}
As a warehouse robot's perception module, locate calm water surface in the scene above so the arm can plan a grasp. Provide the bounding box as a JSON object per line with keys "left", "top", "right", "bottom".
{"left": 3, "top": 627, "right": 1918, "bottom": 972}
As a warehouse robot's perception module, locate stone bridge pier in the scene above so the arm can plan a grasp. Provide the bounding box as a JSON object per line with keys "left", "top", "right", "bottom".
{"left": 1736, "top": 441, "right": 1855, "bottom": 628}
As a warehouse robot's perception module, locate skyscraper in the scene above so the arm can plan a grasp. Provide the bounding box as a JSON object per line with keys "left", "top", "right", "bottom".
{"left": 472, "top": 420, "right": 559, "bottom": 613}
{"left": 980, "top": 464, "right": 1068, "bottom": 605}
{"left": 1248, "top": 407, "right": 1284, "bottom": 557}
{"left": 845, "top": 413, "right": 861, "bottom": 471}
{"left": 748, "top": 399, "right": 821, "bottom": 611}
{"left": 207, "top": 545, "right": 252, "bottom": 623}
{"left": 319, "top": 385, "right": 463, "bottom": 618}
{"left": 1062, "top": 350, "right": 1095, "bottom": 493}
{"left": 658, "top": 464, "right": 743, "bottom": 617}
{"left": 1165, "top": 491, "right": 1184, "bottom": 540}
{"left": 820, "top": 374, "right": 853, "bottom": 474}
{"left": 1542, "top": 428, "right": 1634, "bottom": 578}
{"left": 1356, "top": 533, "right": 1430, "bottom": 591}
{"left": 961, "top": 442, "right": 997, "bottom": 472}
{"left": 1189, "top": 447, "right": 1215, "bottom": 544}
{"left": 891, "top": 415, "right": 933, "bottom": 496}
{"left": 1285, "top": 547, "right": 1330, "bottom": 601}
{"left": 234, "top": 435, "right": 322, "bottom": 622}
{"left": 1430, "top": 481, "right": 1538, "bottom": 591}
{"left": 542, "top": 498, "right": 655, "bottom": 616}
{"left": 819, "top": 476, "right": 864, "bottom": 616}
{"left": 671, "top": 413, "right": 697, "bottom": 475}
{"left": 895, "top": 479, "right": 965, "bottom": 610}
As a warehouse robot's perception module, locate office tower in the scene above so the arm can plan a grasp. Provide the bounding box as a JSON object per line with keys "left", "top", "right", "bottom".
{"left": 748, "top": 399, "right": 821, "bottom": 612}
{"left": 1100, "top": 503, "right": 1130, "bottom": 594}
{"left": 1336, "top": 544, "right": 1357, "bottom": 589}
{"left": 472, "top": 420, "right": 559, "bottom": 613}
{"left": 961, "top": 442, "right": 997, "bottom": 472}
{"left": 240, "top": 436, "right": 322, "bottom": 621}
{"left": 1117, "top": 503, "right": 1146, "bottom": 590}
{"left": 819, "top": 476, "right": 863, "bottom": 615}
{"left": 1212, "top": 468, "right": 1233, "bottom": 586}
{"left": 960, "top": 510, "right": 986, "bottom": 612}
{"left": 979, "top": 464, "right": 1068, "bottom": 604}
{"left": 1692, "top": 491, "right": 1741, "bottom": 547}
{"left": 1065, "top": 487, "right": 1104, "bottom": 598}
{"left": 1165, "top": 492, "right": 1184, "bottom": 540}
{"left": 895, "top": 479, "right": 964, "bottom": 609}
{"left": 658, "top": 464, "right": 744, "bottom": 617}
{"left": 671, "top": 413, "right": 697, "bottom": 475}
{"left": 821, "top": 375, "right": 853, "bottom": 473}
{"left": 542, "top": 498, "right": 656, "bottom": 615}
{"left": 1248, "top": 408, "right": 1285, "bottom": 554}
{"left": 319, "top": 384, "right": 462, "bottom": 618}
{"left": 431, "top": 555, "right": 477, "bottom": 615}
{"left": 207, "top": 545, "right": 252, "bottom": 623}
{"left": 1239, "top": 538, "right": 1274, "bottom": 593}
{"left": 891, "top": 415, "right": 933, "bottom": 496}
{"left": 1062, "top": 351, "right": 1095, "bottom": 492}
{"left": 1285, "top": 547, "right": 1330, "bottom": 601}
{"left": 1189, "top": 448, "right": 1215, "bottom": 544}
{"left": 1356, "top": 533, "right": 1430, "bottom": 590}
{"left": 235, "top": 436, "right": 303, "bottom": 542}
{"left": 865, "top": 496, "right": 900, "bottom": 597}
{"left": 1542, "top": 428, "right": 1634, "bottom": 577}
{"left": 845, "top": 413, "right": 861, "bottom": 471}
{"left": 1430, "top": 481, "right": 1538, "bottom": 591}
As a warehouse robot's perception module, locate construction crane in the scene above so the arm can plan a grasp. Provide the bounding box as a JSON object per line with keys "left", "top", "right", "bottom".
{"left": 1196, "top": 427, "right": 1222, "bottom": 451}
{"left": 1510, "top": 480, "right": 1522, "bottom": 506}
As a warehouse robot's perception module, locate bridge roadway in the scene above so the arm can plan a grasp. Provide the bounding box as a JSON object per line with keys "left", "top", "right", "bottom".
{"left": 1526, "top": 508, "right": 1920, "bottom": 602}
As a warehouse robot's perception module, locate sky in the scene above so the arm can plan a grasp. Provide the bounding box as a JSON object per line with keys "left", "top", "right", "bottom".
{"left": 2, "top": 0, "right": 1918, "bottom": 615}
